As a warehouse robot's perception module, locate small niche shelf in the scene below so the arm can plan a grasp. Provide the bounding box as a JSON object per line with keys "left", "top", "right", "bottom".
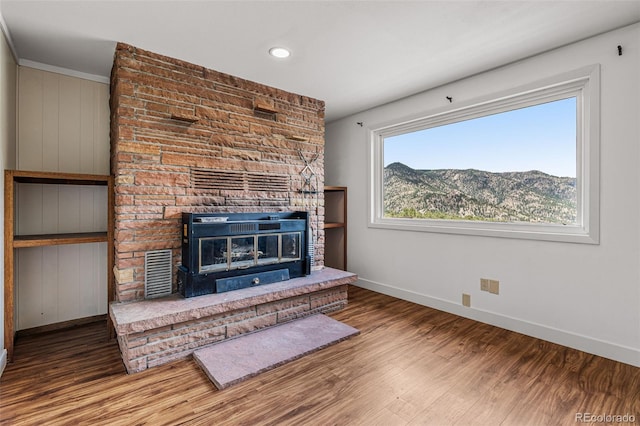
{"left": 324, "top": 186, "right": 347, "bottom": 270}
{"left": 170, "top": 113, "right": 198, "bottom": 123}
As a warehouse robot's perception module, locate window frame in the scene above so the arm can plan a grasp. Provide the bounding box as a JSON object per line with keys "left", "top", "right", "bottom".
{"left": 368, "top": 65, "right": 600, "bottom": 244}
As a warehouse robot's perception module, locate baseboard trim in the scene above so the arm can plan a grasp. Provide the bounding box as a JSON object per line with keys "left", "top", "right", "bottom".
{"left": 15, "top": 314, "right": 107, "bottom": 338}
{"left": 354, "top": 278, "right": 640, "bottom": 368}
{"left": 0, "top": 349, "right": 7, "bottom": 378}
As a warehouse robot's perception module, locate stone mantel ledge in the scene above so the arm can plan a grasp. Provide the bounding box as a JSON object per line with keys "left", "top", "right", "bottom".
{"left": 110, "top": 267, "right": 357, "bottom": 335}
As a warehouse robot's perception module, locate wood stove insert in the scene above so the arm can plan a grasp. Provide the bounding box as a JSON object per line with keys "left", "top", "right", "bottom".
{"left": 178, "top": 212, "right": 311, "bottom": 297}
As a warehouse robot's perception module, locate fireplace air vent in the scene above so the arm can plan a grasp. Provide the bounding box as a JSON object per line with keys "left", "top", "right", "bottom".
{"left": 145, "top": 250, "right": 172, "bottom": 299}
{"left": 230, "top": 223, "right": 257, "bottom": 233}
{"left": 191, "top": 168, "right": 289, "bottom": 192}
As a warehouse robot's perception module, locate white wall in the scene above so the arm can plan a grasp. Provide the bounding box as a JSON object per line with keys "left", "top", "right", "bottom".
{"left": 15, "top": 67, "right": 109, "bottom": 330}
{"left": 0, "top": 21, "right": 17, "bottom": 375}
{"left": 325, "top": 24, "right": 640, "bottom": 367}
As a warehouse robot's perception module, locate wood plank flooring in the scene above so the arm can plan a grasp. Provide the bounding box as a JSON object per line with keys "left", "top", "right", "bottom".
{"left": 1, "top": 286, "right": 639, "bottom": 425}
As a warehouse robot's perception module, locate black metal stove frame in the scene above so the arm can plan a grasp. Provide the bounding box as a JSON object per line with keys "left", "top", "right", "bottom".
{"left": 178, "top": 211, "right": 310, "bottom": 297}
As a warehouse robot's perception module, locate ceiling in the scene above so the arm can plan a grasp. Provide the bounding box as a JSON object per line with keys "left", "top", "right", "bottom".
{"left": 1, "top": 1, "right": 639, "bottom": 123}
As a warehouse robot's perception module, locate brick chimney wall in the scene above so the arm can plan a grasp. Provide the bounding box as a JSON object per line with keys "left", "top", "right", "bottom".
{"left": 110, "top": 43, "right": 326, "bottom": 302}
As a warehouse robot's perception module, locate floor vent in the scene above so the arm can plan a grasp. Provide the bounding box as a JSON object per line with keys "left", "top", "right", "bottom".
{"left": 145, "top": 250, "right": 172, "bottom": 299}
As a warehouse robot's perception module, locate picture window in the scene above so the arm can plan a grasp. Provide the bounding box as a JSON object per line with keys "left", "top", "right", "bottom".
{"left": 368, "top": 65, "right": 600, "bottom": 244}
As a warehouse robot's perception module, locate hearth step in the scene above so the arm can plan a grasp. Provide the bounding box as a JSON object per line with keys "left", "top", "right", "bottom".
{"left": 193, "top": 314, "right": 359, "bottom": 389}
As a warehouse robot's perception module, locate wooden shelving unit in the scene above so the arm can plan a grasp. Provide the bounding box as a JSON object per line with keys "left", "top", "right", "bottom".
{"left": 324, "top": 186, "right": 347, "bottom": 270}
{"left": 4, "top": 170, "right": 114, "bottom": 362}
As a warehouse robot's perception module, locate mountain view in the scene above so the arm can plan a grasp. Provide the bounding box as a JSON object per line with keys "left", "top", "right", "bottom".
{"left": 384, "top": 162, "right": 577, "bottom": 224}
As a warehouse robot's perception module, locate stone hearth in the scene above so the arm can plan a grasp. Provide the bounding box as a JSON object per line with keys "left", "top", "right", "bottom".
{"left": 110, "top": 268, "right": 356, "bottom": 373}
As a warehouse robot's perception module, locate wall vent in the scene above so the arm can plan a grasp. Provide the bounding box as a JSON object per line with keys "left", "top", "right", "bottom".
{"left": 145, "top": 250, "right": 172, "bottom": 299}
{"left": 192, "top": 168, "right": 289, "bottom": 192}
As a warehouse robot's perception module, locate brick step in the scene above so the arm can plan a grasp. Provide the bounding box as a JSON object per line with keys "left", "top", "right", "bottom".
{"left": 193, "top": 314, "right": 359, "bottom": 389}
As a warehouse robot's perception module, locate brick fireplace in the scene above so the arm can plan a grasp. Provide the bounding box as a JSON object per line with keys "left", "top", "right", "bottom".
{"left": 110, "top": 43, "right": 327, "bottom": 303}
{"left": 109, "top": 44, "right": 355, "bottom": 373}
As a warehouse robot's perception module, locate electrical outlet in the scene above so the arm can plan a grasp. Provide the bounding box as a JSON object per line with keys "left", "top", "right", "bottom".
{"left": 462, "top": 293, "right": 471, "bottom": 307}
{"left": 480, "top": 278, "right": 490, "bottom": 292}
{"left": 488, "top": 279, "right": 500, "bottom": 295}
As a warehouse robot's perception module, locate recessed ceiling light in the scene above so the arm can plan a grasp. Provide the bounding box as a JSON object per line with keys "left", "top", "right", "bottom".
{"left": 269, "top": 47, "right": 291, "bottom": 59}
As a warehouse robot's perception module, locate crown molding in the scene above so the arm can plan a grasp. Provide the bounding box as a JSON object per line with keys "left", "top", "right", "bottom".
{"left": 19, "top": 59, "right": 110, "bottom": 84}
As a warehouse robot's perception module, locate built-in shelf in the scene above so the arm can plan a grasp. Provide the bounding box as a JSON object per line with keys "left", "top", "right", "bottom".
{"left": 13, "top": 232, "right": 108, "bottom": 248}
{"left": 4, "top": 169, "right": 114, "bottom": 362}
{"left": 324, "top": 186, "right": 347, "bottom": 271}
{"left": 10, "top": 169, "right": 110, "bottom": 186}
{"left": 324, "top": 222, "right": 345, "bottom": 229}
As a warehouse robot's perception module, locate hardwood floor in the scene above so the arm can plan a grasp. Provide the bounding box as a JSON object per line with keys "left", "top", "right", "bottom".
{"left": 1, "top": 286, "right": 638, "bottom": 425}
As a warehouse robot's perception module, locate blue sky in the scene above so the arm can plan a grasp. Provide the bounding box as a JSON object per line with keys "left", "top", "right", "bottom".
{"left": 384, "top": 97, "right": 577, "bottom": 178}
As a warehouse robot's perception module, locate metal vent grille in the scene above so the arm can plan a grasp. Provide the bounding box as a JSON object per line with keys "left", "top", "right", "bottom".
{"left": 145, "top": 250, "right": 172, "bottom": 299}
{"left": 230, "top": 223, "right": 257, "bottom": 233}
{"left": 192, "top": 169, "right": 289, "bottom": 192}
